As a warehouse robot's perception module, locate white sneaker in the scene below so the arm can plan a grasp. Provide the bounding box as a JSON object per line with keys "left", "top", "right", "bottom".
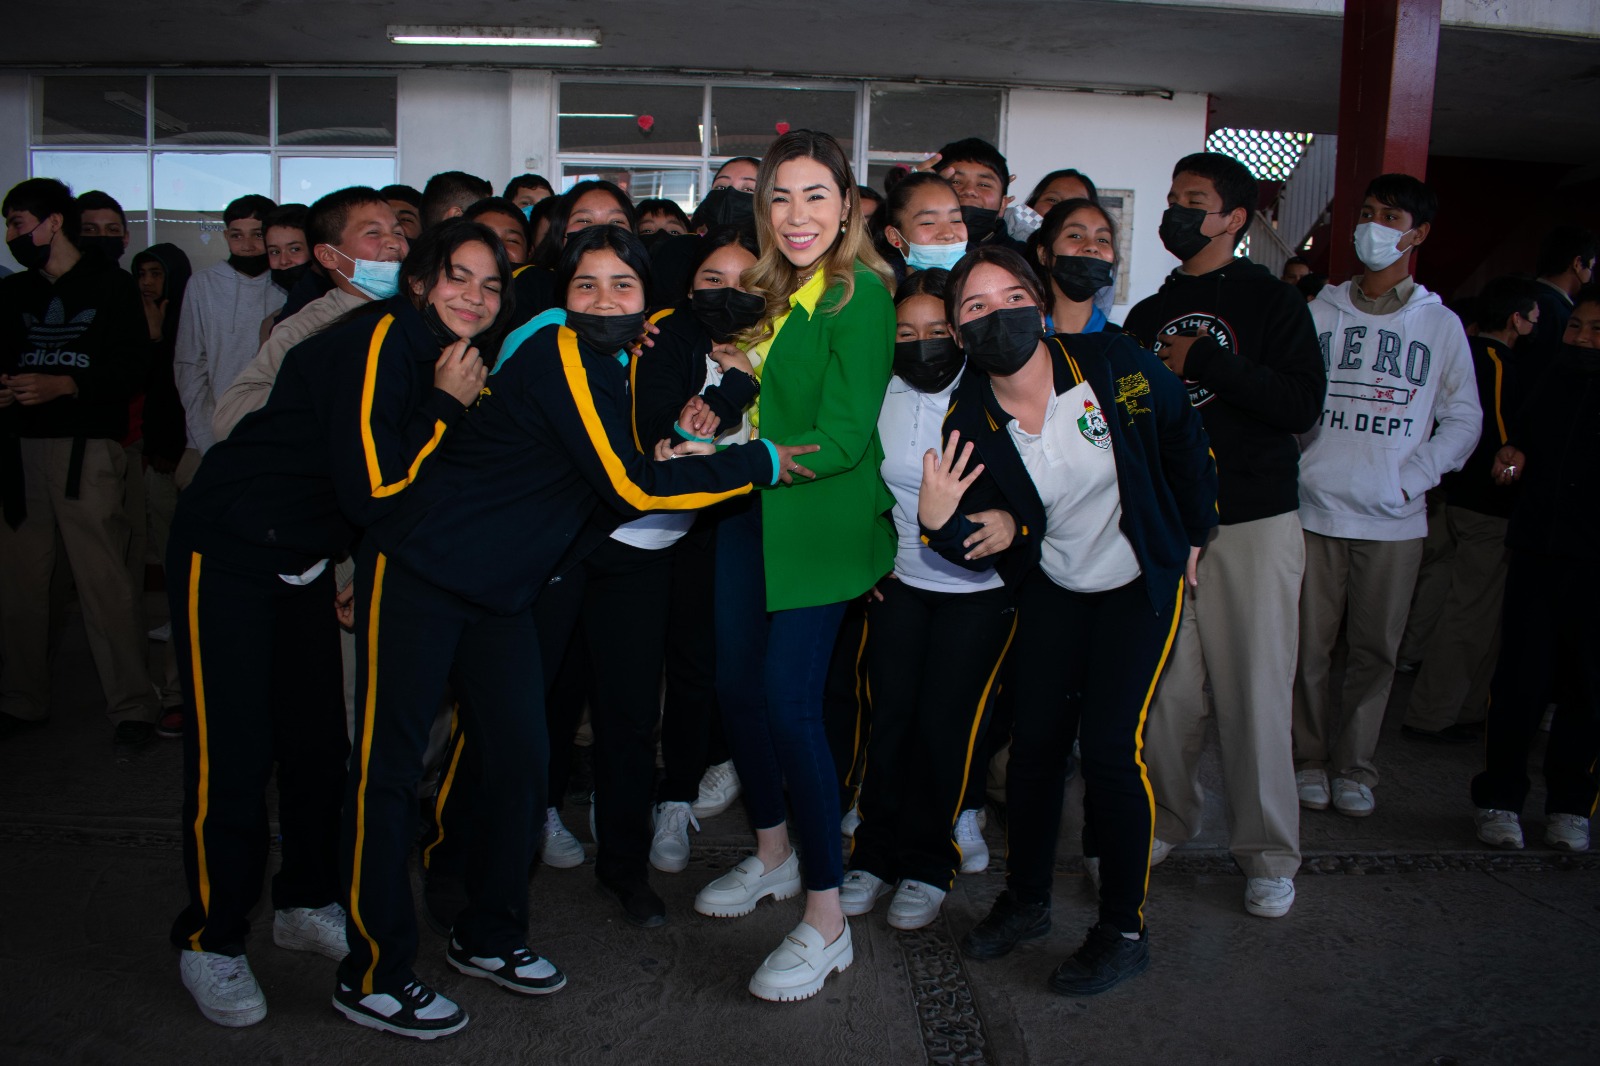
{"left": 1545, "top": 813, "right": 1590, "bottom": 852}
{"left": 649, "top": 800, "right": 700, "bottom": 873}
{"left": 691, "top": 760, "right": 742, "bottom": 819}
{"left": 1475, "top": 808, "right": 1524, "bottom": 849}
{"left": 272, "top": 902, "right": 348, "bottom": 960}
{"left": 179, "top": 950, "right": 267, "bottom": 1028}
{"left": 1083, "top": 856, "right": 1101, "bottom": 897}
{"left": 748, "top": 921, "right": 853, "bottom": 1002}
{"left": 955, "top": 809, "right": 989, "bottom": 874}
{"left": 1150, "top": 838, "right": 1175, "bottom": 867}
{"left": 1331, "top": 778, "right": 1375, "bottom": 817}
{"left": 887, "top": 879, "right": 947, "bottom": 930}
{"left": 839, "top": 869, "right": 890, "bottom": 916}
{"left": 540, "top": 807, "right": 586, "bottom": 868}
{"left": 1244, "top": 877, "right": 1296, "bottom": 918}
{"left": 694, "top": 851, "right": 803, "bottom": 918}
{"left": 1297, "top": 769, "right": 1331, "bottom": 811}
{"left": 841, "top": 805, "right": 862, "bottom": 840}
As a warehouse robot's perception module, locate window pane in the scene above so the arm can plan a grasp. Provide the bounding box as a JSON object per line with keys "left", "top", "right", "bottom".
{"left": 35, "top": 76, "right": 148, "bottom": 145}
{"left": 712, "top": 87, "right": 855, "bottom": 158}
{"left": 280, "top": 158, "right": 396, "bottom": 205}
{"left": 560, "top": 165, "right": 703, "bottom": 214}
{"left": 31, "top": 152, "right": 150, "bottom": 211}
{"left": 154, "top": 152, "right": 271, "bottom": 211}
{"left": 151, "top": 152, "right": 272, "bottom": 278}
{"left": 865, "top": 162, "right": 910, "bottom": 196}
{"left": 278, "top": 77, "right": 397, "bottom": 147}
{"left": 868, "top": 87, "right": 1001, "bottom": 156}
{"left": 153, "top": 76, "right": 270, "bottom": 146}
{"left": 559, "top": 83, "right": 703, "bottom": 156}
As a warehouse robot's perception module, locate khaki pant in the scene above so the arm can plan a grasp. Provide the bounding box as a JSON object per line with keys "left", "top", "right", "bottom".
{"left": 145, "top": 465, "right": 178, "bottom": 571}
{"left": 173, "top": 447, "right": 202, "bottom": 493}
{"left": 1145, "top": 512, "right": 1304, "bottom": 879}
{"left": 0, "top": 438, "right": 157, "bottom": 724}
{"left": 144, "top": 463, "right": 183, "bottom": 706}
{"left": 1397, "top": 493, "right": 1450, "bottom": 664}
{"left": 1292, "top": 531, "right": 1423, "bottom": 788}
{"left": 121, "top": 440, "right": 147, "bottom": 621}
{"left": 1403, "top": 507, "right": 1507, "bottom": 731}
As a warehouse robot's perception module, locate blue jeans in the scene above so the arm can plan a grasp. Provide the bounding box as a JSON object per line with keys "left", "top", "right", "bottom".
{"left": 715, "top": 501, "right": 848, "bottom": 892}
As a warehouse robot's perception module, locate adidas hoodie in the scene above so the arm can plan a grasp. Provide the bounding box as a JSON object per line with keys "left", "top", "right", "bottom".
{"left": 0, "top": 250, "right": 147, "bottom": 441}
{"left": 1298, "top": 279, "right": 1480, "bottom": 541}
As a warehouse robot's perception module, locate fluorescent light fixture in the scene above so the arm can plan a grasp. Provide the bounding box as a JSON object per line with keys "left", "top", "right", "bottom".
{"left": 388, "top": 25, "right": 600, "bottom": 47}
{"left": 558, "top": 113, "right": 635, "bottom": 119}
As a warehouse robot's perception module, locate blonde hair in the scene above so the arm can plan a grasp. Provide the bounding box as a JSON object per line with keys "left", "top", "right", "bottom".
{"left": 739, "top": 129, "right": 894, "bottom": 346}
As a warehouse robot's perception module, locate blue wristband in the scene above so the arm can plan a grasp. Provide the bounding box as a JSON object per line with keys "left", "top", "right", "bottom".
{"left": 758, "top": 438, "right": 781, "bottom": 486}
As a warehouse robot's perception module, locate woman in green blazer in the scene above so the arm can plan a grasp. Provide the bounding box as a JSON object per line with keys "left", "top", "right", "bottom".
{"left": 689, "top": 131, "right": 897, "bottom": 1002}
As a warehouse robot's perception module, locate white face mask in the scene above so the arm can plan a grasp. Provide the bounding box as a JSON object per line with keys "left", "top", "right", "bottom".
{"left": 1353, "top": 221, "right": 1413, "bottom": 272}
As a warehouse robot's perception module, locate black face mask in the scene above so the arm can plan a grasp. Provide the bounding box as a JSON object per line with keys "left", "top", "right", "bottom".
{"left": 893, "top": 338, "right": 964, "bottom": 394}
{"left": 228, "top": 253, "right": 270, "bottom": 278}
{"left": 79, "top": 235, "right": 125, "bottom": 265}
{"left": 421, "top": 303, "right": 465, "bottom": 348}
{"left": 638, "top": 230, "right": 673, "bottom": 251}
{"left": 1158, "top": 205, "right": 1214, "bottom": 262}
{"left": 959, "top": 306, "right": 1044, "bottom": 378}
{"left": 568, "top": 310, "right": 646, "bottom": 355}
{"left": 1050, "top": 256, "right": 1116, "bottom": 303}
{"left": 702, "top": 187, "right": 756, "bottom": 230}
{"left": 7, "top": 229, "right": 51, "bottom": 271}
{"left": 960, "top": 206, "right": 1001, "bottom": 245}
{"left": 691, "top": 287, "right": 767, "bottom": 343}
{"left": 271, "top": 262, "right": 310, "bottom": 292}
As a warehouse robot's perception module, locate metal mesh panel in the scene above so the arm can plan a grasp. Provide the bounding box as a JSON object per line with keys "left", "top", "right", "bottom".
{"left": 1203, "top": 129, "right": 1314, "bottom": 182}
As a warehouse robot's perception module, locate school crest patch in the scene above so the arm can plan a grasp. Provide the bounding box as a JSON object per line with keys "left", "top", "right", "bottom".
{"left": 1115, "top": 372, "right": 1152, "bottom": 420}
{"left": 1077, "top": 399, "right": 1111, "bottom": 450}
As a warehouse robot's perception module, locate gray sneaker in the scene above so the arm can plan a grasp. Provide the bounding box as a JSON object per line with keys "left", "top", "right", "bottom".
{"left": 1475, "top": 808, "right": 1524, "bottom": 849}
{"left": 179, "top": 950, "right": 267, "bottom": 1028}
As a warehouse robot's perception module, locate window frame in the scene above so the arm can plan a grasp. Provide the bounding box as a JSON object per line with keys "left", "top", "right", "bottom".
{"left": 553, "top": 75, "right": 1007, "bottom": 206}
{"left": 27, "top": 71, "right": 398, "bottom": 250}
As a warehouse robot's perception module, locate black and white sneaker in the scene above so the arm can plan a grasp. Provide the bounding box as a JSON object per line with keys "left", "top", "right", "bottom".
{"left": 332, "top": 978, "right": 467, "bottom": 1039}
{"left": 446, "top": 940, "right": 567, "bottom": 996}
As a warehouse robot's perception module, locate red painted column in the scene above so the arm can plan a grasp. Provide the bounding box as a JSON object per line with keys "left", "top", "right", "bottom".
{"left": 1328, "top": 0, "right": 1442, "bottom": 281}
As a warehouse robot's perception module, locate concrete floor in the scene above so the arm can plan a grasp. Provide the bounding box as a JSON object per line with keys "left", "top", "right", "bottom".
{"left": 1, "top": 598, "right": 1596, "bottom": 1065}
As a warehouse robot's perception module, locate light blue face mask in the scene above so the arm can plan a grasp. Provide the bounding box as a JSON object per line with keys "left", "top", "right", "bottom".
{"left": 903, "top": 240, "right": 967, "bottom": 272}
{"left": 334, "top": 248, "right": 401, "bottom": 300}
{"left": 520, "top": 204, "right": 534, "bottom": 220}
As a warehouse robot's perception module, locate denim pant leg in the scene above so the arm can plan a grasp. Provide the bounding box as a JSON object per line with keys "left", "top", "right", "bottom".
{"left": 766, "top": 601, "right": 849, "bottom": 892}
{"left": 715, "top": 502, "right": 786, "bottom": 832}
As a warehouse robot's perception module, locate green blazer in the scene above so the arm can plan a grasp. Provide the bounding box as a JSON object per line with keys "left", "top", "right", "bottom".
{"left": 756, "top": 262, "right": 897, "bottom": 611}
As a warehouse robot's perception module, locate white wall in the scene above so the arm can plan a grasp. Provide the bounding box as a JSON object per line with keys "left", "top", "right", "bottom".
{"left": 1004, "top": 89, "right": 1209, "bottom": 319}
{"left": 396, "top": 70, "right": 515, "bottom": 194}
{"left": 395, "top": 68, "right": 556, "bottom": 202}
{"left": 508, "top": 70, "right": 556, "bottom": 181}
{"left": 0, "top": 76, "right": 30, "bottom": 272}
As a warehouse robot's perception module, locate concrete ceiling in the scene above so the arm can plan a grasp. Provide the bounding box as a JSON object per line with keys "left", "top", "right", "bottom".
{"left": 5, "top": 0, "right": 1598, "bottom": 162}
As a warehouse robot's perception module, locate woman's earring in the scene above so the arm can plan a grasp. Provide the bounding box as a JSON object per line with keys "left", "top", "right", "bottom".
{"left": 840, "top": 221, "right": 847, "bottom": 234}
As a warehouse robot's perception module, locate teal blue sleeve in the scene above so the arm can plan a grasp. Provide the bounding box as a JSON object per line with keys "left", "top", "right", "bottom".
{"left": 759, "top": 438, "right": 781, "bottom": 486}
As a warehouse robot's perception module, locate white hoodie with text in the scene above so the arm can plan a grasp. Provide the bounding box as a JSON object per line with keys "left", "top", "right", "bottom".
{"left": 1298, "top": 280, "right": 1480, "bottom": 541}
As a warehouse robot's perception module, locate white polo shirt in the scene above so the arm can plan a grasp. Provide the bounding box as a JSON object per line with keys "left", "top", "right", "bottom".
{"left": 878, "top": 373, "right": 1005, "bottom": 594}
{"left": 1008, "top": 380, "right": 1141, "bottom": 593}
